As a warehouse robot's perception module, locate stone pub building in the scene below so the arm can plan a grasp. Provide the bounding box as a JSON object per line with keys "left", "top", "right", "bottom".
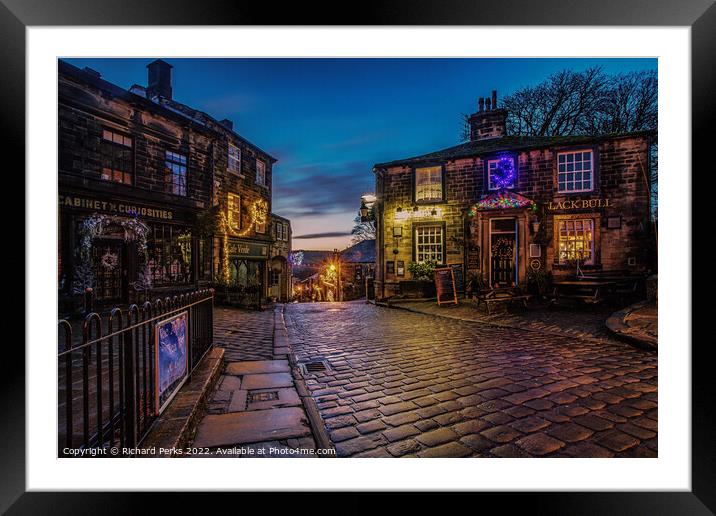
{"left": 373, "top": 91, "right": 656, "bottom": 300}
{"left": 58, "top": 59, "right": 280, "bottom": 313}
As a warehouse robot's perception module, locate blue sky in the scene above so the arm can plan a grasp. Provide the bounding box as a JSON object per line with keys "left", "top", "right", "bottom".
{"left": 65, "top": 58, "right": 656, "bottom": 250}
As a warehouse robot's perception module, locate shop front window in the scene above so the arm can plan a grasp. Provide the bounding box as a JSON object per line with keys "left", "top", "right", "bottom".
{"left": 146, "top": 224, "right": 193, "bottom": 286}
{"left": 415, "top": 225, "right": 443, "bottom": 263}
{"left": 558, "top": 219, "right": 594, "bottom": 264}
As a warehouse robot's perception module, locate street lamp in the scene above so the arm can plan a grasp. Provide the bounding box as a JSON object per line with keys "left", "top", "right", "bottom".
{"left": 359, "top": 199, "right": 370, "bottom": 221}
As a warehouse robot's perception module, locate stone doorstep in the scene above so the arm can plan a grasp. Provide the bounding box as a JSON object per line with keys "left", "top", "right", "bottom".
{"left": 141, "top": 347, "right": 225, "bottom": 456}
{"left": 193, "top": 407, "right": 313, "bottom": 448}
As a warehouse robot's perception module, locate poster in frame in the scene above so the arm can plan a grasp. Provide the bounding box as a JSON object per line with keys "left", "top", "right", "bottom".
{"left": 154, "top": 311, "right": 189, "bottom": 415}
{"left": 11, "top": 0, "right": 714, "bottom": 512}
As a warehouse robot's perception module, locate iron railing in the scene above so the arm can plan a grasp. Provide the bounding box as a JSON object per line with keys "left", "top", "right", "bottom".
{"left": 57, "top": 288, "right": 214, "bottom": 456}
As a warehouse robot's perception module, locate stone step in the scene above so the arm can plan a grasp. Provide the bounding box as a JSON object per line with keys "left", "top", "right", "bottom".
{"left": 193, "top": 407, "right": 312, "bottom": 448}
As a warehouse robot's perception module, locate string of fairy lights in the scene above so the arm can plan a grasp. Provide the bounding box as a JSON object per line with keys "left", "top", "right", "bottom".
{"left": 219, "top": 198, "right": 269, "bottom": 284}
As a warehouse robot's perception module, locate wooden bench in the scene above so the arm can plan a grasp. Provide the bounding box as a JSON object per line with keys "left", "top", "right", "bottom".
{"left": 476, "top": 287, "right": 532, "bottom": 315}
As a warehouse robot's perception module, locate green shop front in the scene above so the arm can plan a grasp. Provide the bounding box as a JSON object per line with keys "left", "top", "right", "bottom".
{"left": 223, "top": 237, "right": 270, "bottom": 307}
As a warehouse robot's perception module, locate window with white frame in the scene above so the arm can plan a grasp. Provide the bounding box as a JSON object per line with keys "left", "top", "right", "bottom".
{"left": 414, "top": 166, "right": 443, "bottom": 202}
{"left": 101, "top": 129, "right": 133, "bottom": 185}
{"left": 558, "top": 219, "right": 594, "bottom": 264}
{"left": 256, "top": 159, "right": 266, "bottom": 186}
{"left": 558, "top": 150, "right": 593, "bottom": 192}
{"left": 276, "top": 222, "right": 283, "bottom": 240}
{"left": 415, "top": 225, "right": 443, "bottom": 263}
{"left": 228, "top": 142, "right": 241, "bottom": 174}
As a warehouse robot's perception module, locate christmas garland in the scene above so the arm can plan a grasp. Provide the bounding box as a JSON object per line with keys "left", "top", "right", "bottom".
{"left": 72, "top": 213, "right": 150, "bottom": 295}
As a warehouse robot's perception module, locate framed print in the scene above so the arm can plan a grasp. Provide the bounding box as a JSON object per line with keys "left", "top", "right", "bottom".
{"left": 12, "top": 0, "right": 713, "bottom": 511}
{"left": 155, "top": 311, "right": 189, "bottom": 415}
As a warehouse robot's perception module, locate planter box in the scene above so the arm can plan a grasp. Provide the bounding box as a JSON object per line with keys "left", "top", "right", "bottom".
{"left": 399, "top": 280, "right": 436, "bottom": 299}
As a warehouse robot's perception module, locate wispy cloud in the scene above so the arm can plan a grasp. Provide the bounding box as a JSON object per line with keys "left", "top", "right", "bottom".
{"left": 293, "top": 231, "right": 352, "bottom": 239}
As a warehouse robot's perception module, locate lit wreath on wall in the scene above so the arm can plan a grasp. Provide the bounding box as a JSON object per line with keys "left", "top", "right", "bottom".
{"left": 491, "top": 156, "right": 516, "bottom": 189}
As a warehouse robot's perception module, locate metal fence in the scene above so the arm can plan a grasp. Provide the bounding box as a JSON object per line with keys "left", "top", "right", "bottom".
{"left": 57, "top": 289, "right": 214, "bottom": 456}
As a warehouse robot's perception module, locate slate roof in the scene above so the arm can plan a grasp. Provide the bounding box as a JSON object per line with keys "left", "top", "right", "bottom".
{"left": 374, "top": 131, "right": 656, "bottom": 169}
{"left": 58, "top": 59, "right": 277, "bottom": 163}
{"left": 341, "top": 239, "right": 376, "bottom": 263}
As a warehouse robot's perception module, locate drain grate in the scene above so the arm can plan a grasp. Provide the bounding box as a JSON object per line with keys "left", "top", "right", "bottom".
{"left": 299, "top": 360, "right": 330, "bottom": 375}
{"left": 248, "top": 391, "right": 279, "bottom": 403}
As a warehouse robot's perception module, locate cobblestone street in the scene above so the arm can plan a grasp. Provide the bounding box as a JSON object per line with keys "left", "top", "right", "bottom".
{"left": 285, "top": 301, "right": 657, "bottom": 458}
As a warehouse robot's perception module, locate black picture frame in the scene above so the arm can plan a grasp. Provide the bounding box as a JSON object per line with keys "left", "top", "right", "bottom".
{"left": 6, "top": 0, "right": 711, "bottom": 512}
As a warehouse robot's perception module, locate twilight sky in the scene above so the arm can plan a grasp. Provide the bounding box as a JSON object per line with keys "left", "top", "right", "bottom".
{"left": 65, "top": 58, "right": 656, "bottom": 250}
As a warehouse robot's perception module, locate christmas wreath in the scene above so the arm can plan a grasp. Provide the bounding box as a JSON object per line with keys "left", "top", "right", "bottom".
{"left": 491, "top": 156, "right": 516, "bottom": 189}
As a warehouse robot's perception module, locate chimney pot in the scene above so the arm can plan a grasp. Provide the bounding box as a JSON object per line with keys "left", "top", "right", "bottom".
{"left": 485, "top": 97, "right": 492, "bottom": 110}
{"left": 478, "top": 97, "right": 485, "bottom": 112}
{"left": 146, "top": 59, "right": 173, "bottom": 100}
{"left": 82, "top": 67, "right": 101, "bottom": 78}
{"left": 492, "top": 90, "right": 497, "bottom": 109}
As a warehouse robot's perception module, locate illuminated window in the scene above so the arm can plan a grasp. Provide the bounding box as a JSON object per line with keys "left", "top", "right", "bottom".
{"left": 165, "top": 150, "right": 187, "bottom": 196}
{"left": 227, "top": 193, "right": 241, "bottom": 232}
{"left": 414, "top": 166, "right": 443, "bottom": 202}
{"left": 101, "top": 129, "right": 133, "bottom": 185}
{"left": 558, "top": 150, "right": 593, "bottom": 192}
{"left": 146, "top": 224, "right": 193, "bottom": 286}
{"left": 415, "top": 225, "right": 443, "bottom": 263}
{"left": 228, "top": 142, "right": 241, "bottom": 174}
{"left": 558, "top": 219, "right": 594, "bottom": 264}
{"left": 256, "top": 159, "right": 266, "bottom": 186}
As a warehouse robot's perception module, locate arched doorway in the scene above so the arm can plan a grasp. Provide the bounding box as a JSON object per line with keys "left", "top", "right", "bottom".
{"left": 268, "top": 255, "right": 289, "bottom": 302}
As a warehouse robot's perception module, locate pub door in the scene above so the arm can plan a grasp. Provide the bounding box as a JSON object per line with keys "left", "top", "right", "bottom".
{"left": 490, "top": 218, "right": 517, "bottom": 288}
{"left": 91, "top": 239, "right": 128, "bottom": 303}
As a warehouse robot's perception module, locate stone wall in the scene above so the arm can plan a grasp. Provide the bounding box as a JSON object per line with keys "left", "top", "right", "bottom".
{"left": 375, "top": 134, "right": 654, "bottom": 298}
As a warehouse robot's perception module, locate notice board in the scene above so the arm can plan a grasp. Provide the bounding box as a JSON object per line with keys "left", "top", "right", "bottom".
{"left": 434, "top": 267, "right": 458, "bottom": 306}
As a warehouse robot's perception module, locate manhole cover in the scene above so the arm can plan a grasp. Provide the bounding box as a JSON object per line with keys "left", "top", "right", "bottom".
{"left": 248, "top": 391, "right": 279, "bottom": 403}
{"left": 299, "top": 360, "right": 330, "bottom": 375}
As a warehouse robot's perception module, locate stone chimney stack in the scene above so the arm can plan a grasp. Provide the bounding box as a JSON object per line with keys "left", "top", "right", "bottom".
{"left": 146, "top": 59, "right": 173, "bottom": 100}
{"left": 468, "top": 90, "right": 507, "bottom": 141}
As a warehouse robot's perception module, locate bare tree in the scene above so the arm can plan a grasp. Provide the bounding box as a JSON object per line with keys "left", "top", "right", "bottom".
{"left": 459, "top": 67, "right": 657, "bottom": 140}
{"left": 351, "top": 215, "right": 376, "bottom": 244}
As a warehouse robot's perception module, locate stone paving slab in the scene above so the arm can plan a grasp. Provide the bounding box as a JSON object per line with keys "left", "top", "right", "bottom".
{"left": 225, "top": 359, "right": 291, "bottom": 376}
{"left": 193, "top": 407, "right": 312, "bottom": 448}
{"left": 240, "top": 372, "right": 295, "bottom": 390}
{"left": 606, "top": 301, "right": 658, "bottom": 348}
{"left": 286, "top": 300, "right": 657, "bottom": 458}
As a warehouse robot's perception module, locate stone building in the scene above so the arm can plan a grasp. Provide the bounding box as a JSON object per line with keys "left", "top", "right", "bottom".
{"left": 58, "top": 59, "right": 283, "bottom": 313}
{"left": 340, "top": 239, "right": 376, "bottom": 301}
{"left": 268, "top": 213, "right": 292, "bottom": 302}
{"left": 372, "top": 91, "right": 656, "bottom": 300}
